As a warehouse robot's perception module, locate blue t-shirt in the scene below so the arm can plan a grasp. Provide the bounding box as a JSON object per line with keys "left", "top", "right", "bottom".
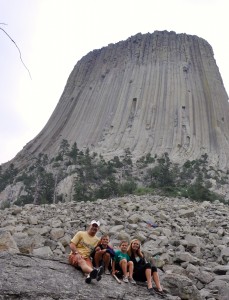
{"left": 114, "top": 249, "right": 130, "bottom": 263}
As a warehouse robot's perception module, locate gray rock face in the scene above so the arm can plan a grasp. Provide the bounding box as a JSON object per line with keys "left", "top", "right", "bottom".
{"left": 13, "top": 30, "right": 229, "bottom": 168}
{"left": 1, "top": 252, "right": 159, "bottom": 300}
{"left": 0, "top": 195, "right": 229, "bottom": 299}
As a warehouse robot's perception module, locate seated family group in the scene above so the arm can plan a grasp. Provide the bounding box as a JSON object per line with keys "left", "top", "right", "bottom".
{"left": 69, "top": 220, "right": 164, "bottom": 297}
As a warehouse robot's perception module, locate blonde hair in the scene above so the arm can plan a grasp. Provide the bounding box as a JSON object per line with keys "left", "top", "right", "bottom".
{"left": 127, "top": 239, "right": 144, "bottom": 258}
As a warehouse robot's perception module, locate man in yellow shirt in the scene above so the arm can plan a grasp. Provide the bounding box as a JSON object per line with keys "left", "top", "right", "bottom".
{"left": 69, "top": 220, "right": 103, "bottom": 283}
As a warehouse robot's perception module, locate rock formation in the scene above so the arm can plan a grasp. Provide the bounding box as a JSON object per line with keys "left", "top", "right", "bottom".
{"left": 0, "top": 195, "right": 229, "bottom": 299}
{"left": 1, "top": 31, "right": 229, "bottom": 299}
{"left": 11, "top": 30, "right": 229, "bottom": 169}
{"left": 0, "top": 252, "right": 165, "bottom": 300}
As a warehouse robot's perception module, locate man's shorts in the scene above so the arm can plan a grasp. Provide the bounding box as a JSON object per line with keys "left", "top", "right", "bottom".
{"left": 69, "top": 253, "right": 93, "bottom": 269}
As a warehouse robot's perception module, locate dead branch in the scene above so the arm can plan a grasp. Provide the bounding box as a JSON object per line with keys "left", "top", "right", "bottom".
{"left": 0, "top": 24, "right": 32, "bottom": 79}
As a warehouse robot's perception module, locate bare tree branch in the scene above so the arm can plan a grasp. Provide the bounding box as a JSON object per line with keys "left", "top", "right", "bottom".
{"left": 0, "top": 25, "right": 32, "bottom": 79}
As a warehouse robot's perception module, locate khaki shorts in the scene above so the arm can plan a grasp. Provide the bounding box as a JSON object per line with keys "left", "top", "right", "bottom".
{"left": 69, "top": 253, "right": 93, "bottom": 269}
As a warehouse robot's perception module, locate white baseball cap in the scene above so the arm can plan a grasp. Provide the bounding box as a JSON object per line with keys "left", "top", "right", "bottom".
{"left": 90, "top": 220, "right": 100, "bottom": 226}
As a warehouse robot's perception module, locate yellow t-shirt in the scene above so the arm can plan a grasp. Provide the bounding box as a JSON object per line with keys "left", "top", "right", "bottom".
{"left": 71, "top": 231, "right": 99, "bottom": 258}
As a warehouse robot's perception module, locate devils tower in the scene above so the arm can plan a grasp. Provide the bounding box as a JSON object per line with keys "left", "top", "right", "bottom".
{"left": 16, "top": 30, "right": 229, "bottom": 168}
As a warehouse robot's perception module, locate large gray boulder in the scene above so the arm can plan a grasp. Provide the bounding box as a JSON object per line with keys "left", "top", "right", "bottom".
{"left": 0, "top": 252, "right": 163, "bottom": 300}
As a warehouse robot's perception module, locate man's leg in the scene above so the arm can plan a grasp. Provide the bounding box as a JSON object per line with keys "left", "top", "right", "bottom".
{"left": 69, "top": 254, "right": 98, "bottom": 284}
{"left": 84, "top": 257, "right": 103, "bottom": 283}
{"left": 77, "top": 256, "right": 93, "bottom": 274}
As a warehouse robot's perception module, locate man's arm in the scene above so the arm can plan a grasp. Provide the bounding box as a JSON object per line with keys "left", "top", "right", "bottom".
{"left": 69, "top": 231, "right": 82, "bottom": 254}
{"left": 69, "top": 242, "right": 79, "bottom": 254}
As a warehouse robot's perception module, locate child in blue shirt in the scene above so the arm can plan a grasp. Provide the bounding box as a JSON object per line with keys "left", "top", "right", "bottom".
{"left": 91, "top": 235, "right": 115, "bottom": 274}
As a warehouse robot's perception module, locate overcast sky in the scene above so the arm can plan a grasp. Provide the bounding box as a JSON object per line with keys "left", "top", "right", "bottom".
{"left": 0, "top": 0, "right": 228, "bottom": 164}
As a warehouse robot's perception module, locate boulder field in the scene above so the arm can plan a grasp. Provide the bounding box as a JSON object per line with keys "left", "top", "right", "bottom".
{"left": 0, "top": 195, "right": 229, "bottom": 299}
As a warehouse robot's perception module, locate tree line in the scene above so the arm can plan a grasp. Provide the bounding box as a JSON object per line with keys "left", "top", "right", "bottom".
{"left": 0, "top": 139, "right": 227, "bottom": 207}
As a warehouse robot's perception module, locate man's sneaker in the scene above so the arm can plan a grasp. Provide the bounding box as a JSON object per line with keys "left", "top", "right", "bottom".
{"left": 97, "top": 266, "right": 104, "bottom": 276}
{"left": 85, "top": 275, "right": 91, "bottom": 284}
{"left": 129, "top": 277, "right": 136, "bottom": 284}
{"left": 85, "top": 268, "right": 98, "bottom": 283}
{"left": 90, "top": 268, "right": 98, "bottom": 279}
{"left": 96, "top": 266, "right": 104, "bottom": 281}
{"left": 123, "top": 276, "right": 129, "bottom": 283}
{"left": 147, "top": 288, "right": 155, "bottom": 295}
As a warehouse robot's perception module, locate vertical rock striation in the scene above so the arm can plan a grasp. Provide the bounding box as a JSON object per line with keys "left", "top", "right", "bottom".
{"left": 21, "top": 31, "right": 229, "bottom": 167}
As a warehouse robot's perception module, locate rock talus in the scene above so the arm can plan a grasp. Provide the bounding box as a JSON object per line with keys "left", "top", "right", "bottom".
{"left": 0, "top": 195, "right": 229, "bottom": 299}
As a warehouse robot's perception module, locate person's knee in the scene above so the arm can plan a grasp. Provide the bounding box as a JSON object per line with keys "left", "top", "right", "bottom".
{"left": 103, "top": 253, "right": 110, "bottom": 259}
{"left": 69, "top": 254, "right": 79, "bottom": 267}
{"left": 151, "top": 266, "right": 157, "bottom": 273}
{"left": 145, "top": 268, "right": 152, "bottom": 275}
{"left": 78, "top": 260, "right": 85, "bottom": 268}
{"left": 128, "top": 261, "right": 133, "bottom": 266}
{"left": 120, "top": 259, "right": 127, "bottom": 265}
{"left": 95, "top": 252, "right": 102, "bottom": 259}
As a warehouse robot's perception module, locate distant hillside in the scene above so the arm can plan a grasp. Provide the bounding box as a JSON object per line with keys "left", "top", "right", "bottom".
{"left": 0, "top": 143, "right": 228, "bottom": 207}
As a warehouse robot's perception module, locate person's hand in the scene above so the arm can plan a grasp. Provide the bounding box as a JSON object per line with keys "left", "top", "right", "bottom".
{"left": 74, "top": 252, "right": 81, "bottom": 258}
{"left": 75, "top": 253, "right": 82, "bottom": 261}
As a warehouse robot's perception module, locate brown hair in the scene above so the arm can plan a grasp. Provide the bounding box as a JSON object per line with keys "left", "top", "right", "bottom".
{"left": 96, "top": 234, "right": 110, "bottom": 247}
{"left": 127, "top": 239, "right": 144, "bottom": 258}
{"left": 119, "top": 240, "right": 129, "bottom": 247}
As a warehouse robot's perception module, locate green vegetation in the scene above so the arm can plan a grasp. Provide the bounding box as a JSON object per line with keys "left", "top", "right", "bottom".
{"left": 0, "top": 163, "right": 18, "bottom": 192}
{"left": 0, "top": 139, "right": 227, "bottom": 207}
